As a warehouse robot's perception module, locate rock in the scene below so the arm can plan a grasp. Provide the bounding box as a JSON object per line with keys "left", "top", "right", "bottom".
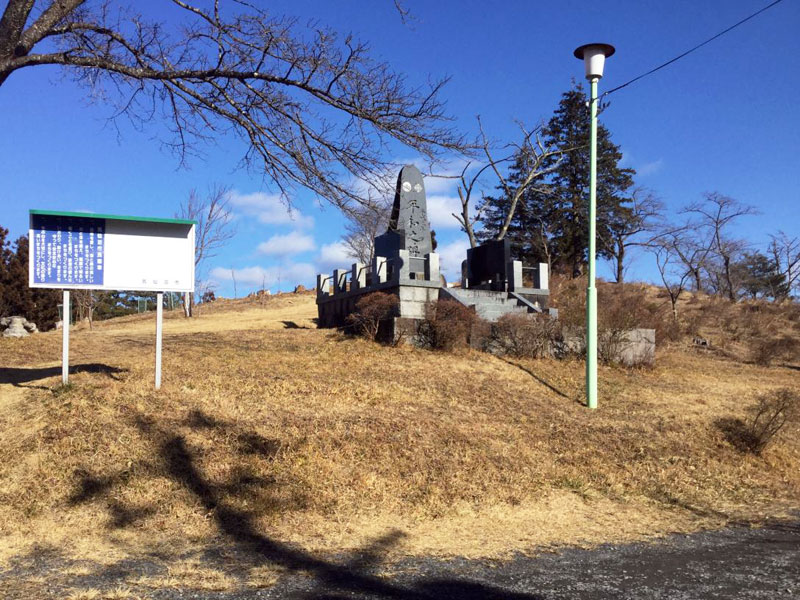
{"left": 293, "top": 285, "right": 307, "bottom": 293}
{"left": 2, "top": 316, "right": 31, "bottom": 338}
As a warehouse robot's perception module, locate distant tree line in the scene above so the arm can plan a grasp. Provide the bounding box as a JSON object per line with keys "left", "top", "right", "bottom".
{"left": 0, "top": 227, "right": 60, "bottom": 329}
{"left": 475, "top": 85, "right": 799, "bottom": 311}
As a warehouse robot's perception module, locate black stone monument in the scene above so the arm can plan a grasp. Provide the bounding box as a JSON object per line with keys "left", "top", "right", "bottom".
{"left": 466, "top": 238, "right": 511, "bottom": 290}
{"left": 374, "top": 164, "right": 432, "bottom": 259}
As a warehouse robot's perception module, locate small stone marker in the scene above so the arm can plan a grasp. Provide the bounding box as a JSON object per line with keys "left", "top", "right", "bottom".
{"left": 1, "top": 316, "right": 37, "bottom": 338}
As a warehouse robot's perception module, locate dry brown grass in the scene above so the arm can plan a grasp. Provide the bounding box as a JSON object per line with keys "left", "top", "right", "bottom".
{"left": 129, "top": 560, "right": 235, "bottom": 591}
{"left": 65, "top": 588, "right": 140, "bottom": 600}
{"left": 0, "top": 288, "right": 798, "bottom": 590}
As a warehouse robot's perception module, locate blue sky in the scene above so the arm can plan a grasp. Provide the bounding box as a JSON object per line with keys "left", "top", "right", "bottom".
{"left": 2, "top": 0, "right": 798, "bottom": 295}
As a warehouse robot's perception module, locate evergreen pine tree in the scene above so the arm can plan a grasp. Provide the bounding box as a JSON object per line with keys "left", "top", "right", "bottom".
{"left": 1, "top": 235, "right": 60, "bottom": 329}
{"left": 542, "top": 83, "right": 635, "bottom": 276}
{"left": 478, "top": 82, "right": 635, "bottom": 277}
{"left": 738, "top": 251, "right": 789, "bottom": 299}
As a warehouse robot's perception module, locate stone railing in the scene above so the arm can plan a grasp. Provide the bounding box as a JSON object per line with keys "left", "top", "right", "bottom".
{"left": 317, "top": 250, "right": 440, "bottom": 299}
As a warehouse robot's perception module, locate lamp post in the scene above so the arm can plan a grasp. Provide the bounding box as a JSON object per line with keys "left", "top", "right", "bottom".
{"left": 573, "top": 43, "right": 615, "bottom": 410}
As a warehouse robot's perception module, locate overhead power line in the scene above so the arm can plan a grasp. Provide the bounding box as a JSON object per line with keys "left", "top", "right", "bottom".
{"left": 602, "top": 0, "right": 787, "bottom": 98}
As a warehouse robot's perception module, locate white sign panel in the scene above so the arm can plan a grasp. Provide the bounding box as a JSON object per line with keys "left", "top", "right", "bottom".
{"left": 29, "top": 211, "right": 195, "bottom": 292}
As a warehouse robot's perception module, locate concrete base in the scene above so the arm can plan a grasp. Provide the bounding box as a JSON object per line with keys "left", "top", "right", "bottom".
{"left": 317, "top": 281, "right": 441, "bottom": 328}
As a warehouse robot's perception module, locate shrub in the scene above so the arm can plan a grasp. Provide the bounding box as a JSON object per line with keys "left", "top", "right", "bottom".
{"left": 419, "top": 299, "right": 479, "bottom": 351}
{"left": 491, "top": 313, "right": 562, "bottom": 358}
{"left": 718, "top": 388, "right": 800, "bottom": 454}
{"left": 750, "top": 335, "right": 800, "bottom": 367}
{"left": 552, "top": 279, "right": 677, "bottom": 344}
{"left": 745, "top": 389, "right": 799, "bottom": 454}
{"left": 598, "top": 283, "right": 677, "bottom": 343}
{"left": 345, "top": 292, "right": 398, "bottom": 342}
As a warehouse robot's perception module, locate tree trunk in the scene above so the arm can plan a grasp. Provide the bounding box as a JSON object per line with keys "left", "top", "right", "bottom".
{"left": 670, "top": 294, "right": 679, "bottom": 321}
{"left": 616, "top": 240, "right": 625, "bottom": 283}
{"left": 723, "top": 255, "right": 736, "bottom": 301}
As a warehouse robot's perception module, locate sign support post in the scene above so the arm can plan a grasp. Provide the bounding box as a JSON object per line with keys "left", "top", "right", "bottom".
{"left": 155, "top": 292, "right": 163, "bottom": 390}
{"left": 62, "top": 289, "right": 70, "bottom": 385}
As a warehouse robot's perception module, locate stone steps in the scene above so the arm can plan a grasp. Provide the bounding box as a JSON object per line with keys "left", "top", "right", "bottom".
{"left": 443, "top": 288, "right": 536, "bottom": 322}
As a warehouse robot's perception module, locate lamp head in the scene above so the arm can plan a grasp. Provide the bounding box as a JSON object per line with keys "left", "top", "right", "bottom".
{"left": 573, "top": 43, "right": 615, "bottom": 80}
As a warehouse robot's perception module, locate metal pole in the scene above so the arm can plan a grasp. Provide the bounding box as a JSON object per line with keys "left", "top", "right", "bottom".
{"left": 62, "top": 290, "right": 70, "bottom": 385}
{"left": 586, "top": 77, "right": 599, "bottom": 409}
{"left": 155, "top": 292, "right": 163, "bottom": 390}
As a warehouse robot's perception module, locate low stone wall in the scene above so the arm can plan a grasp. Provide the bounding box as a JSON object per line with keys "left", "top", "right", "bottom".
{"left": 612, "top": 328, "right": 656, "bottom": 366}
{"left": 561, "top": 328, "right": 656, "bottom": 366}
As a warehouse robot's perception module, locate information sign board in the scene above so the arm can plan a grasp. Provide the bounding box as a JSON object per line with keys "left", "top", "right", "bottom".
{"left": 29, "top": 210, "right": 195, "bottom": 292}
{"left": 27, "top": 209, "right": 196, "bottom": 390}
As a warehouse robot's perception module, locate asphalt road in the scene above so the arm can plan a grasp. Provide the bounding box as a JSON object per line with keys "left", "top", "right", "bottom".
{"left": 3, "top": 520, "right": 798, "bottom": 599}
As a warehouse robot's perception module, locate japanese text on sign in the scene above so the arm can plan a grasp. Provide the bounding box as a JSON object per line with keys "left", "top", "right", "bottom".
{"left": 31, "top": 214, "right": 105, "bottom": 285}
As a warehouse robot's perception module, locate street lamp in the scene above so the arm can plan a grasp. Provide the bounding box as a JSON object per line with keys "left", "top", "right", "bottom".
{"left": 573, "top": 42, "right": 615, "bottom": 410}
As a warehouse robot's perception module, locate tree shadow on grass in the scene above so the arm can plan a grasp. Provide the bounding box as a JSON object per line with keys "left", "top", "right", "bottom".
{"left": 59, "top": 408, "right": 546, "bottom": 598}
{"left": 153, "top": 430, "right": 544, "bottom": 598}
{"left": 714, "top": 417, "right": 759, "bottom": 454}
{"left": 497, "top": 357, "right": 577, "bottom": 403}
{"left": 0, "top": 364, "right": 128, "bottom": 387}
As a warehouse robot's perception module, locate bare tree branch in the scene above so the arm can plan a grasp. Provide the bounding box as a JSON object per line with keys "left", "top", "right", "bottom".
{"left": 768, "top": 231, "right": 800, "bottom": 297}
{"left": 683, "top": 192, "right": 757, "bottom": 300}
{"left": 599, "top": 187, "right": 665, "bottom": 282}
{"left": 436, "top": 117, "right": 565, "bottom": 249}
{"left": 0, "top": 1, "right": 470, "bottom": 214}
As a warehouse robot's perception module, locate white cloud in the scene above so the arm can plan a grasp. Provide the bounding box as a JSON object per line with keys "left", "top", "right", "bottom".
{"left": 422, "top": 175, "right": 456, "bottom": 195}
{"left": 638, "top": 159, "right": 664, "bottom": 177}
{"left": 228, "top": 190, "right": 314, "bottom": 228}
{"left": 257, "top": 231, "right": 315, "bottom": 256}
{"left": 437, "top": 238, "right": 470, "bottom": 281}
{"left": 210, "top": 263, "right": 316, "bottom": 288}
{"left": 317, "top": 241, "right": 354, "bottom": 271}
{"left": 619, "top": 151, "right": 663, "bottom": 177}
{"left": 426, "top": 194, "right": 462, "bottom": 229}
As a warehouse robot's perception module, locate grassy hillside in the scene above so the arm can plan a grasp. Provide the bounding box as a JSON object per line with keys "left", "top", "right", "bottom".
{"left": 0, "top": 289, "right": 798, "bottom": 577}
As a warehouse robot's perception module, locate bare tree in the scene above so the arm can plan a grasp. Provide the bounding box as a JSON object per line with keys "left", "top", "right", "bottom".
{"left": 768, "top": 231, "right": 800, "bottom": 299}
{"left": 601, "top": 187, "right": 665, "bottom": 283}
{"left": 177, "top": 184, "right": 235, "bottom": 316}
{"left": 669, "top": 228, "right": 713, "bottom": 294}
{"left": 447, "top": 119, "right": 564, "bottom": 248}
{"left": 73, "top": 289, "right": 95, "bottom": 329}
{"left": 451, "top": 160, "right": 495, "bottom": 248}
{"left": 650, "top": 232, "right": 693, "bottom": 321}
{"left": 341, "top": 200, "right": 391, "bottom": 264}
{"left": 683, "top": 192, "right": 757, "bottom": 301}
{"left": 0, "top": 1, "right": 467, "bottom": 212}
